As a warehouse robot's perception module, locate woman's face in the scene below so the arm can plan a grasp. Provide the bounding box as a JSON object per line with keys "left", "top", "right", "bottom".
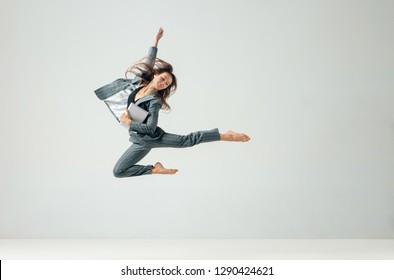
{"left": 153, "top": 72, "right": 173, "bottom": 90}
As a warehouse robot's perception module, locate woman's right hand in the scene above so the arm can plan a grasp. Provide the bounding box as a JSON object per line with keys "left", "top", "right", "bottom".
{"left": 154, "top": 27, "right": 164, "bottom": 47}
{"left": 120, "top": 109, "right": 131, "bottom": 126}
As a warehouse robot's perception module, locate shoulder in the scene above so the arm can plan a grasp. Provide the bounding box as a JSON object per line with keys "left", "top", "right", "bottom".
{"left": 148, "top": 95, "right": 163, "bottom": 109}
{"left": 137, "top": 94, "right": 162, "bottom": 109}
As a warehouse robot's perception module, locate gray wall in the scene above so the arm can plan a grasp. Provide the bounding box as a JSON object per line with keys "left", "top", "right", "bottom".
{"left": 1, "top": 0, "right": 393, "bottom": 238}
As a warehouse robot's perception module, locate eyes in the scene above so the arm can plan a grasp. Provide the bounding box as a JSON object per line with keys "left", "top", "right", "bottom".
{"left": 161, "top": 77, "right": 169, "bottom": 86}
{"left": 160, "top": 76, "right": 171, "bottom": 87}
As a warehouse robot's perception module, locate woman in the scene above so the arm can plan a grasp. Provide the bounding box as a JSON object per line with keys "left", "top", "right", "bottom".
{"left": 95, "top": 27, "right": 250, "bottom": 177}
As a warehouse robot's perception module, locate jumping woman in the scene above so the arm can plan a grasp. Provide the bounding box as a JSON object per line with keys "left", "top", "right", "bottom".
{"left": 94, "top": 27, "right": 250, "bottom": 177}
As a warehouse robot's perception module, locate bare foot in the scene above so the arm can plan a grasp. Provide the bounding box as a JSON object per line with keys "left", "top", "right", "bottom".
{"left": 151, "top": 162, "right": 178, "bottom": 175}
{"left": 220, "top": 131, "right": 250, "bottom": 142}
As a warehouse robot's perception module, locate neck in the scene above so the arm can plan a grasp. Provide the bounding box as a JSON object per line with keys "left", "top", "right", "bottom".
{"left": 142, "top": 84, "right": 157, "bottom": 95}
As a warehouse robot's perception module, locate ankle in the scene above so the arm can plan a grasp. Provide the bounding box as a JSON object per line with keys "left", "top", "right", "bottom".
{"left": 220, "top": 133, "right": 232, "bottom": 141}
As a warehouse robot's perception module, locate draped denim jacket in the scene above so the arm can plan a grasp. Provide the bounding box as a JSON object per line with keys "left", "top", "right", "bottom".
{"left": 94, "top": 46, "right": 165, "bottom": 143}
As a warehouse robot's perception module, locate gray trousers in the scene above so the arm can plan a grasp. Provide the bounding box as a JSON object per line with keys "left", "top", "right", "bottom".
{"left": 113, "top": 128, "right": 220, "bottom": 177}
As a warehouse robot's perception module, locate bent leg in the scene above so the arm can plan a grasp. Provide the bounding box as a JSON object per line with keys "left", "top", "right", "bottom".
{"left": 145, "top": 128, "right": 221, "bottom": 149}
{"left": 113, "top": 144, "right": 152, "bottom": 177}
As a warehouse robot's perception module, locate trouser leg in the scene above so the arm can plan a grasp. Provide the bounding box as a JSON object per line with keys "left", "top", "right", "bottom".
{"left": 144, "top": 128, "right": 221, "bottom": 148}
{"left": 113, "top": 143, "right": 152, "bottom": 177}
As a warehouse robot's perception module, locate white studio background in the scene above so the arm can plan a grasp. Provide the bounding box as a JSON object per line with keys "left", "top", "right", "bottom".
{"left": 0, "top": 0, "right": 393, "bottom": 238}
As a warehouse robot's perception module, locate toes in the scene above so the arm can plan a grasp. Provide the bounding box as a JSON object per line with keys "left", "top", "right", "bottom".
{"left": 168, "top": 169, "right": 177, "bottom": 175}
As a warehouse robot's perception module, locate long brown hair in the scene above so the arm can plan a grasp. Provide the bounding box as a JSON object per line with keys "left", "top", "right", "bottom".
{"left": 125, "top": 57, "right": 177, "bottom": 110}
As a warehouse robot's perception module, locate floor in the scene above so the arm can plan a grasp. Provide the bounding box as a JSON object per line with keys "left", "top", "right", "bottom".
{"left": 1, "top": 239, "right": 394, "bottom": 259}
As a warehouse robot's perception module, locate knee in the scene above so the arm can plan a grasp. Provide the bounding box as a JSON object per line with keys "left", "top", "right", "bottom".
{"left": 113, "top": 166, "right": 124, "bottom": 178}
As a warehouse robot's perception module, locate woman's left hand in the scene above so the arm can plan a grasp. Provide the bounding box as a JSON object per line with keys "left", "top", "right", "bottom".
{"left": 120, "top": 109, "right": 131, "bottom": 126}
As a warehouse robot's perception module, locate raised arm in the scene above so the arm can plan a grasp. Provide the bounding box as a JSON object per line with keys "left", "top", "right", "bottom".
{"left": 146, "top": 27, "right": 164, "bottom": 66}
{"left": 154, "top": 27, "right": 164, "bottom": 48}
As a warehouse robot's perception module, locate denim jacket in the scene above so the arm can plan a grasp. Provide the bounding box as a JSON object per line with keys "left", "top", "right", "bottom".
{"left": 94, "top": 46, "right": 165, "bottom": 143}
{"left": 94, "top": 46, "right": 158, "bottom": 108}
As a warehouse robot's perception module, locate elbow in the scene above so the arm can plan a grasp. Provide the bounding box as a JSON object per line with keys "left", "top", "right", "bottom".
{"left": 146, "top": 127, "right": 157, "bottom": 136}
{"left": 144, "top": 120, "right": 158, "bottom": 136}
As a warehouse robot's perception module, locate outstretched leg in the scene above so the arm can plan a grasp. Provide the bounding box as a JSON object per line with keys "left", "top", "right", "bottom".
{"left": 144, "top": 128, "right": 221, "bottom": 148}
{"left": 143, "top": 128, "right": 250, "bottom": 149}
